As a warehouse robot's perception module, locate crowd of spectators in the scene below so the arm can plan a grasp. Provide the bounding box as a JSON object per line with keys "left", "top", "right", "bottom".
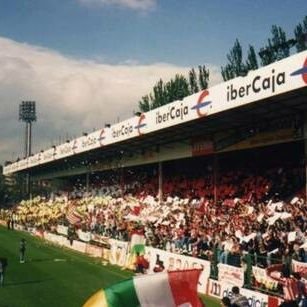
{"left": 1, "top": 157, "right": 306, "bottom": 299}
{"left": 2, "top": 164, "right": 306, "bottom": 264}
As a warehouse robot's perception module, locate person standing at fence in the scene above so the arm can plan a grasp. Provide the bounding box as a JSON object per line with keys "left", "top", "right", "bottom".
{"left": 19, "top": 238, "right": 26, "bottom": 263}
{"left": 266, "top": 264, "right": 303, "bottom": 307}
{"left": 134, "top": 252, "right": 149, "bottom": 274}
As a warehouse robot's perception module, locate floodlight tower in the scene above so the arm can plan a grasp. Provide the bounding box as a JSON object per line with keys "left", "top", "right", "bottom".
{"left": 19, "top": 101, "right": 37, "bottom": 157}
{"left": 19, "top": 101, "right": 37, "bottom": 198}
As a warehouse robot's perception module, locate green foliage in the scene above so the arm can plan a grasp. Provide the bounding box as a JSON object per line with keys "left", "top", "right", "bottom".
{"left": 227, "top": 39, "right": 246, "bottom": 76}
{"left": 294, "top": 15, "right": 307, "bottom": 52}
{"left": 221, "top": 63, "right": 235, "bottom": 82}
{"left": 221, "top": 39, "right": 252, "bottom": 81}
{"left": 245, "top": 45, "right": 258, "bottom": 71}
{"left": 152, "top": 79, "right": 167, "bottom": 109}
{"left": 198, "top": 65, "right": 210, "bottom": 90}
{"left": 189, "top": 68, "right": 199, "bottom": 93}
{"left": 138, "top": 66, "right": 210, "bottom": 112}
{"left": 138, "top": 95, "right": 151, "bottom": 112}
{"left": 259, "top": 25, "right": 290, "bottom": 66}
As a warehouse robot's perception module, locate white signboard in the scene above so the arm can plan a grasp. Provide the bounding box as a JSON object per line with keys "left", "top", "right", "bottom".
{"left": 77, "top": 230, "right": 92, "bottom": 242}
{"left": 109, "top": 239, "right": 129, "bottom": 266}
{"left": 218, "top": 263, "right": 244, "bottom": 287}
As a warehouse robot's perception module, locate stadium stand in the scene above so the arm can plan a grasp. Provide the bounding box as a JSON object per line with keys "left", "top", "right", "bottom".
{"left": 1, "top": 50, "right": 307, "bottom": 303}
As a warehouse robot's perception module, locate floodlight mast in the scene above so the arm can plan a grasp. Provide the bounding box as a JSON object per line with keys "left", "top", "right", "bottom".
{"left": 19, "top": 101, "right": 37, "bottom": 198}
{"left": 19, "top": 101, "right": 37, "bottom": 157}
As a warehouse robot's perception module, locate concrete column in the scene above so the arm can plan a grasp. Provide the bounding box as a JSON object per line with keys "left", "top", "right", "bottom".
{"left": 158, "top": 162, "right": 163, "bottom": 203}
{"left": 86, "top": 172, "right": 90, "bottom": 196}
{"left": 213, "top": 154, "right": 219, "bottom": 204}
{"left": 120, "top": 167, "right": 124, "bottom": 197}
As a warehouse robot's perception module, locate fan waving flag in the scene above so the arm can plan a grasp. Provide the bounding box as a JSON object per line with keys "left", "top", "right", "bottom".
{"left": 130, "top": 230, "right": 146, "bottom": 254}
{"left": 83, "top": 269, "right": 203, "bottom": 307}
{"left": 125, "top": 229, "right": 146, "bottom": 270}
{"left": 66, "top": 203, "right": 83, "bottom": 225}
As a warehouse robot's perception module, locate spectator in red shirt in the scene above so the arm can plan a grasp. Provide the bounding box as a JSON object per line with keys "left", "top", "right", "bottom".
{"left": 134, "top": 252, "right": 148, "bottom": 274}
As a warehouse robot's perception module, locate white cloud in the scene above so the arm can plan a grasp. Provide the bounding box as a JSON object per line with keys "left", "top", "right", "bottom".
{"left": 78, "top": 0, "right": 156, "bottom": 11}
{"left": 0, "top": 36, "right": 221, "bottom": 163}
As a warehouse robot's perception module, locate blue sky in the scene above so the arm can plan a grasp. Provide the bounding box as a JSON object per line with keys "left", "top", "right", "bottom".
{"left": 0, "top": 0, "right": 306, "bottom": 162}
{"left": 0, "top": 0, "right": 306, "bottom": 66}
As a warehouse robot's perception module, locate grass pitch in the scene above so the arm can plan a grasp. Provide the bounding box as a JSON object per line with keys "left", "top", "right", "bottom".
{"left": 0, "top": 226, "right": 219, "bottom": 307}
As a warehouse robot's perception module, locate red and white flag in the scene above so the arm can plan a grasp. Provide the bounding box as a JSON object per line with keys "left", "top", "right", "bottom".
{"left": 66, "top": 204, "right": 83, "bottom": 225}
{"left": 83, "top": 269, "right": 204, "bottom": 307}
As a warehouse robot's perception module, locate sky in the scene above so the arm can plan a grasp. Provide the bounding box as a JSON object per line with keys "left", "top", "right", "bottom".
{"left": 0, "top": 0, "right": 306, "bottom": 163}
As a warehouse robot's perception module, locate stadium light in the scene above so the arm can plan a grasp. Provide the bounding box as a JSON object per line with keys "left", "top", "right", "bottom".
{"left": 19, "top": 101, "right": 37, "bottom": 157}
{"left": 19, "top": 101, "right": 37, "bottom": 199}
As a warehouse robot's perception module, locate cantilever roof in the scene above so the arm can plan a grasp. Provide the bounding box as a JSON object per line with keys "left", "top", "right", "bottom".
{"left": 3, "top": 50, "right": 307, "bottom": 176}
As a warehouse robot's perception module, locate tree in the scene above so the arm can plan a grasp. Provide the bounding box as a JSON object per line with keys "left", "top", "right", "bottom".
{"left": 198, "top": 65, "right": 209, "bottom": 90}
{"left": 138, "top": 95, "right": 151, "bottom": 112}
{"left": 221, "top": 39, "right": 247, "bottom": 81}
{"left": 294, "top": 15, "right": 307, "bottom": 52}
{"left": 151, "top": 79, "right": 167, "bottom": 109}
{"left": 162, "top": 75, "right": 189, "bottom": 103}
{"left": 172, "top": 74, "right": 190, "bottom": 101}
{"left": 259, "top": 25, "right": 290, "bottom": 66}
{"left": 138, "top": 74, "right": 195, "bottom": 112}
{"left": 188, "top": 65, "right": 209, "bottom": 93}
{"left": 245, "top": 45, "right": 258, "bottom": 71}
{"left": 189, "top": 68, "right": 199, "bottom": 94}
{"left": 137, "top": 65, "right": 210, "bottom": 112}
{"left": 221, "top": 64, "right": 235, "bottom": 82}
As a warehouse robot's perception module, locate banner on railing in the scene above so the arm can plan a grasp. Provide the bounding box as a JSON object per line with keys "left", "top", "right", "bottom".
{"left": 86, "top": 244, "right": 103, "bottom": 258}
{"left": 217, "top": 263, "right": 244, "bottom": 287}
{"left": 207, "top": 279, "right": 280, "bottom": 307}
{"left": 77, "top": 230, "right": 91, "bottom": 242}
{"left": 57, "top": 225, "right": 68, "bottom": 236}
{"left": 292, "top": 259, "right": 307, "bottom": 278}
{"left": 91, "top": 233, "right": 110, "bottom": 247}
{"left": 109, "top": 239, "right": 129, "bottom": 266}
{"left": 44, "top": 232, "right": 68, "bottom": 246}
{"left": 252, "top": 266, "right": 279, "bottom": 290}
